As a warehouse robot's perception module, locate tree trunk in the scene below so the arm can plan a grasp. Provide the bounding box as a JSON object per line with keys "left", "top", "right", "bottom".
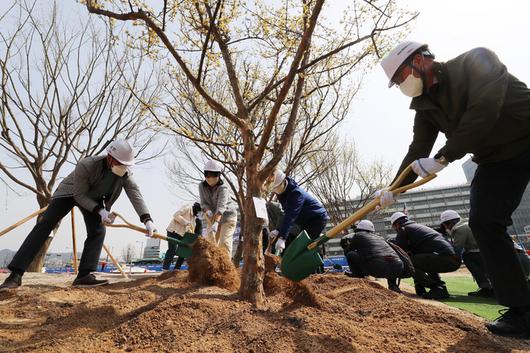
{"left": 26, "top": 198, "right": 55, "bottom": 272}
{"left": 239, "top": 182, "right": 265, "bottom": 306}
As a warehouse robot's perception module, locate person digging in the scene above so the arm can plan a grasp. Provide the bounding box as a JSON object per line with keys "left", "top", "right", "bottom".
{"left": 0, "top": 139, "right": 156, "bottom": 290}
{"left": 377, "top": 41, "right": 530, "bottom": 338}
{"left": 268, "top": 170, "right": 329, "bottom": 273}
{"left": 162, "top": 202, "right": 202, "bottom": 271}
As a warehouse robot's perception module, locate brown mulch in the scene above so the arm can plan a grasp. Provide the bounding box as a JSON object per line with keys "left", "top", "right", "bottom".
{"left": 0, "top": 271, "right": 529, "bottom": 352}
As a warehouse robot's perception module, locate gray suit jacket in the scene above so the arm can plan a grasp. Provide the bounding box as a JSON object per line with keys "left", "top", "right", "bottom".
{"left": 53, "top": 156, "right": 151, "bottom": 222}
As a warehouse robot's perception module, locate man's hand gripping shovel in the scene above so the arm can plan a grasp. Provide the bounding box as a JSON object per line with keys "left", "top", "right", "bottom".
{"left": 107, "top": 212, "right": 198, "bottom": 259}
{"left": 280, "top": 164, "right": 437, "bottom": 281}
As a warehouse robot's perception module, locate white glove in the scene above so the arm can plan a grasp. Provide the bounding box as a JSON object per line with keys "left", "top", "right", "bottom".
{"left": 98, "top": 209, "right": 115, "bottom": 225}
{"left": 144, "top": 220, "right": 156, "bottom": 237}
{"left": 269, "top": 229, "right": 279, "bottom": 240}
{"left": 183, "top": 219, "right": 192, "bottom": 226}
{"left": 205, "top": 210, "right": 213, "bottom": 219}
{"left": 411, "top": 158, "right": 446, "bottom": 178}
{"left": 210, "top": 222, "right": 218, "bottom": 233}
{"left": 275, "top": 238, "right": 286, "bottom": 253}
{"left": 375, "top": 189, "right": 396, "bottom": 208}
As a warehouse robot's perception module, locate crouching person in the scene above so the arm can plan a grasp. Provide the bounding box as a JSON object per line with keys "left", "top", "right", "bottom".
{"left": 340, "top": 220, "right": 404, "bottom": 292}
{"left": 390, "top": 212, "right": 460, "bottom": 299}
{"left": 0, "top": 140, "right": 155, "bottom": 290}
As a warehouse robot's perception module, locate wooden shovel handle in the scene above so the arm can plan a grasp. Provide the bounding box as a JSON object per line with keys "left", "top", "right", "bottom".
{"left": 307, "top": 165, "right": 436, "bottom": 249}
{"left": 107, "top": 212, "right": 170, "bottom": 243}
{"left": 0, "top": 206, "right": 48, "bottom": 238}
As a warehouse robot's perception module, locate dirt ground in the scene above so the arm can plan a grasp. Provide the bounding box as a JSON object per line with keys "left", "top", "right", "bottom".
{"left": 1, "top": 271, "right": 530, "bottom": 353}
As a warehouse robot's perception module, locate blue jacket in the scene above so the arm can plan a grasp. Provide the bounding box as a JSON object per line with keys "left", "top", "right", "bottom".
{"left": 276, "top": 177, "right": 328, "bottom": 239}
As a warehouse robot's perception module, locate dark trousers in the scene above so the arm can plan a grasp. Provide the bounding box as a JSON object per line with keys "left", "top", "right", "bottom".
{"left": 411, "top": 253, "right": 460, "bottom": 288}
{"left": 469, "top": 149, "right": 530, "bottom": 308}
{"left": 162, "top": 231, "right": 184, "bottom": 270}
{"left": 346, "top": 250, "right": 404, "bottom": 280}
{"left": 462, "top": 251, "right": 491, "bottom": 289}
{"left": 262, "top": 228, "right": 269, "bottom": 254}
{"left": 9, "top": 197, "right": 106, "bottom": 274}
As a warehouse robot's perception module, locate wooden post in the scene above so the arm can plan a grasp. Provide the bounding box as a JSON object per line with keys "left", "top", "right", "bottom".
{"left": 70, "top": 210, "right": 78, "bottom": 274}
{"left": 102, "top": 244, "right": 128, "bottom": 279}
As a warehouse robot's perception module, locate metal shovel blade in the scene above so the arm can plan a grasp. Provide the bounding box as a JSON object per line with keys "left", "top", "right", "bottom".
{"left": 280, "top": 230, "right": 323, "bottom": 281}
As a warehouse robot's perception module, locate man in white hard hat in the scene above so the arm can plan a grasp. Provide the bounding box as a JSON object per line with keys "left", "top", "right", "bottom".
{"left": 377, "top": 41, "right": 530, "bottom": 338}
{"left": 390, "top": 212, "right": 460, "bottom": 299}
{"left": 199, "top": 160, "right": 238, "bottom": 258}
{"left": 439, "top": 210, "right": 494, "bottom": 298}
{"left": 0, "top": 140, "right": 156, "bottom": 289}
{"left": 340, "top": 220, "right": 404, "bottom": 292}
{"left": 267, "top": 169, "right": 329, "bottom": 272}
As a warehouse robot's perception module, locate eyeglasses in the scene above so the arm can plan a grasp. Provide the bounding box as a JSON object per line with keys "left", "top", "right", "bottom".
{"left": 391, "top": 61, "right": 412, "bottom": 86}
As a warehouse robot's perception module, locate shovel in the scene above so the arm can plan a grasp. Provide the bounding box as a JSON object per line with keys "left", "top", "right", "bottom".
{"left": 280, "top": 165, "right": 436, "bottom": 281}
{"left": 107, "top": 212, "right": 198, "bottom": 259}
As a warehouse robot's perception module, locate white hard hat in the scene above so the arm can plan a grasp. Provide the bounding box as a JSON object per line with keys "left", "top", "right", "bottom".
{"left": 106, "top": 139, "right": 135, "bottom": 166}
{"left": 440, "top": 210, "right": 460, "bottom": 223}
{"left": 204, "top": 160, "right": 222, "bottom": 173}
{"left": 381, "top": 41, "right": 427, "bottom": 87}
{"left": 356, "top": 220, "right": 375, "bottom": 232}
{"left": 390, "top": 212, "right": 407, "bottom": 225}
{"left": 272, "top": 170, "right": 286, "bottom": 189}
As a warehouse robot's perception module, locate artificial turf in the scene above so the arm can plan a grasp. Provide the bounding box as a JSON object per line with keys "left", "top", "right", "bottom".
{"left": 404, "top": 276, "right": 505, "bottom": 320}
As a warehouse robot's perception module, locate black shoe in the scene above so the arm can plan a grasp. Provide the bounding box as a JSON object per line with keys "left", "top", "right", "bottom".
{"left": 423, "top": 285, "right": 449, "bottom": 300}
{"left": 468, "top": 288, "right": 495, "bottom": 298}
{"left": 0, "top": 272, "right": 22, "bottom": 291}
{"left": 486, "top": 308, "right": 530, "bottom": 338}
{"left": 388, "top": 284, "right": 402, "bottom": 293}
{"left": 72, "top": 274, "right": 109, "bottom": 288}
{"left": 414, "top": 284, "right": 427, "bottom": 296}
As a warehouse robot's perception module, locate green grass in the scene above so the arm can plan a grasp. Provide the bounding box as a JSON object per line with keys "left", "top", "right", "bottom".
{"left": 403, "top": 276, "right": 505, "bottom": 320}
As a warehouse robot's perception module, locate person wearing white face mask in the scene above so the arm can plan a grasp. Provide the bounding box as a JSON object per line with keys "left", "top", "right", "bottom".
{"left": 378, "top": 41, "right": 530, "bottom": 338}
{"left": 0, "top": 139, "right": 156, "bottom": 290}
{"left": 267, "top": 170, "right": 329, "bottom": 274}
{"left": 199, "top": 160, "right": 238, "bottom": 258}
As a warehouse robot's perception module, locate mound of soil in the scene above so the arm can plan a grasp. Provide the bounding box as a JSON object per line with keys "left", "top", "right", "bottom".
{"left": 0, "top": 272, "right": 529, "bottom": 353}
{"left": 187, "top": 238, "right": 240, "bottom": 291}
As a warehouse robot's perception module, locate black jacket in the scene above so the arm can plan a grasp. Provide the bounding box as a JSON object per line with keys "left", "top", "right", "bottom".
{"left": 395, "top": 47, "right": 530, "bottom": 186}
{"left": 394, "top": 221, "right": 456, "bottom": 256}
{"left": 346, "top": 231, "right": 400, "bottom": 262}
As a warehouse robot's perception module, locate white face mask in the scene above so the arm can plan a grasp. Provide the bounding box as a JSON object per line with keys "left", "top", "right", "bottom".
{"left": 399, "top": 71, "right": 423, "bottom": 97}
{"left": 272, "top": 180, "right": 286, "bottom": 194}
{"left": 111, "top": 164, "right": 128, "bottom": 177}
{"left": 206, "top": 177, "right": 219, "bottom": 186}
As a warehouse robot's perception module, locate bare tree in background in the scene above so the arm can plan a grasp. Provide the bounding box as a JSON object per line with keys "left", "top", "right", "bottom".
{"left": 305, "top": 137, "right": 393, "bottom": 231}
{"left": 86, "top": 0, "right": 416, "bottom": 304}
{"left": 0, "top": 1, "right": 162, "bottom": 271}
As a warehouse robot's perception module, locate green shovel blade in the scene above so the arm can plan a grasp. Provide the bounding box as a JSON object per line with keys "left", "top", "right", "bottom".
{"left": 280, "top": 230, "right": 323, "bottom": 281}
{"left": 169, "top": 232, "right": 198, "bottom": 259}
